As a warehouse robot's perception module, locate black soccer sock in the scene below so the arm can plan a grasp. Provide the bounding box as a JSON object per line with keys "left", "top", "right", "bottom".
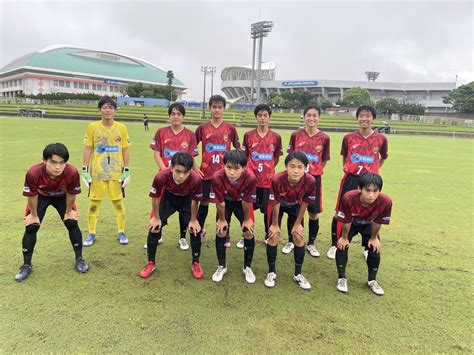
{"left": 331, "top": 216, "right": 338, "bottom": 247}
{"left": 197, "top": 204, "right": 209, "bottom": 230}
{"left": 263, "top": 214, "right": 269, "bottom": 240}
{"left": 64, "top": 219, "right": 83, "bottom": 259}
{"left": 22, "top": 223, "right": 40, "bottom": 265}
{"left": 179, "top": 214, "right": 187, "bottom": 240}
{"left": 294, "top": 246, "right": 305, "bottom": 276}
{"left": 190, "top": 233, "right": 201, "bottom": 263}
{"left": 367, "top": 247, "right": 381, "bottom": 281}
{"left": 308, "top": 219, "right": 320, "bottom": 245}
{"left": 215, "top": 236, "right": 226, "bottom": 266}
{"left": 243, "top": 237, "right": 255, "bottom": 268}
{"left": 266, "top": 244, "right": 277, "bottom": 273}
{"left": 335, "top": 247, "right": 348, "bottom": 279}
{"left": 147, "top": 231, "right": 162, "bottom": 262}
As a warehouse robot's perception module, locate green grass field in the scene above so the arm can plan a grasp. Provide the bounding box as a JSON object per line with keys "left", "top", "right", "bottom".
{"left": 0, "top": 116, "right": 472, "bottom": 353}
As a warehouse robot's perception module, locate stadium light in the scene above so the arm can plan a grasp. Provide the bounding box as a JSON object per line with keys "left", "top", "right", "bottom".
{"left": 209, "top": 66, "right": 217, "bottom": 96}
{"left": 250, "top": 21, "right": 274, "bottom": 104}
{"left": 201, "top": 65, "right": 216, "bottom": 118}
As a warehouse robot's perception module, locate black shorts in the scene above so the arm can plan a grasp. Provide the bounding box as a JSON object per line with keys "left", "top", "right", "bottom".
{"left": 201, "top": 180, "right": 211, "bottom": 200}
{"left": 159, "top": 190, "right": 192, "bottom": 227}
{"left": 223, "top": 200, "right": 245, "bottom": 237}
{"left": 268, "top": 204, "right": 302, "bottom": 238}
{"left": 307, "top": 175, "right": 322, "bottom": 214}
{"left": 25, "top": 194, "right": 68, "bottom": 222}
{"left": 254, "top": 187, "right": 270, "bottom": 214}
{"left": 340, "top": 223, "right": 378, "bottom": 248}
{"left": 335, "top": 173, "right": 360, "bottom": 211}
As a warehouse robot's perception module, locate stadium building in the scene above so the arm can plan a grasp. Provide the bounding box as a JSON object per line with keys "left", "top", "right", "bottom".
{"left": 0, "top": 45, "right": 186, "bottom": 99}
{"left": 221, "top": 62, "right": 455, "bottom": 113}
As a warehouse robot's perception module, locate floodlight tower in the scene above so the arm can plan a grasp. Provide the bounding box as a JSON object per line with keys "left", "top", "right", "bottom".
{"left": 201, "top": 65, "right": 211, "bottom": 118}
{"left": 365, "top": 71, "right": 380, "bottom": 82}
{"left": 250, "top": 20, "right": 274, "bottom": 104}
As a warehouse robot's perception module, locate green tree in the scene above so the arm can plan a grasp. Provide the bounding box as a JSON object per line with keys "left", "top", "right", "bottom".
{"left": 267, "top": 92, "right": 284, "bottom": 108}
{"left": 375, "top": 97, "right": 400, "bottom": 114}
{"left": 443, "top": 82, "right": 474, "bottom": 113}
{"left": 399, "top": 101, "right": 425, "bottom": 115}
{"left": 341, "top": 87, "right": 371, "bottom": 106}
{"left": 319, "top": 98, "right": 333, "bottom": 111}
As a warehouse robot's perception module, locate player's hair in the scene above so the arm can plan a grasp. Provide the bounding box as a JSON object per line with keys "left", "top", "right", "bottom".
{"left": 43, "top": 143, "right": 69, "bottom": 162}
{"left": 359, "top": 173, "right": 383, "bottom": 191}
{"left": 208, "top": 95, "right": 226, "bottom": 108}
{"left": 356, "top": 105, "right": 377, "bottom": 119}
{"left": 98, "top": 96, "right": 117, "bottom": 109}
{"left": 254, "top": 103, "right": 272, "bottom": 117}
{"left": 170, "top": 152, "right": 194, "bottom": 170}
{"left": 168, "top": 102, "right": 186, "bottom": 116}
{"left": 224, "top": 150, "right": 247, "bottom": 167}
{"left": 284, "top": 151, "right": 308, "bottom": 167}
{"left": 303, "top": 105, "right": 321, "bottom": 116}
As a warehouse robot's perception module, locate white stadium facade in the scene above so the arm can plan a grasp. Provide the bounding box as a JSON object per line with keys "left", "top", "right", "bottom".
{"left": 221, "top": 62, "right": 455, "bottom": 113}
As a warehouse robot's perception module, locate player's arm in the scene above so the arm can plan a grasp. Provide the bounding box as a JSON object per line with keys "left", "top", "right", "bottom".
{"left": 291, "top": 201, "right": 307, "bottom": 239}
{"left": 379, "top": 159, "right": 386, "bottom": 168}
{"left": 215, "top": 202, "right": 228, "bottom": 237}
{"left": 336, "top": 222, "right": 351, "bottom": 250}
{"left": 81, "top": 146, "right": 93, "bottom": 187}
{"left": 153, "top": 150, "right": 167, "bottom": 170}
{"left": 188, "top": 200, "right": 201, "bottom": 235}
{"left": 368, "top": 222, "right": 382, "bottom": 253}
{"left": 119, "top": 147, "right": 131, "bottom": 187}
{"left": 25, "top": 195, "right": 40, "bottom": 226}
{"left": 148, "top": 197, "right": 162, "bottom": 233}
{"left": 241, "top": 200, "right": 254, "bottom": 235}
{"left": 268, "top": 203, "right": 281, "bottom": 240}
{"left": 64, "top": 193, "right": 78, "bottom": 221}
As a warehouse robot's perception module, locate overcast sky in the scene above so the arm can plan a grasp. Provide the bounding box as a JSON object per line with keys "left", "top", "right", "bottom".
{"left": 1, "top": 0, "right": 472, "bottom": 100}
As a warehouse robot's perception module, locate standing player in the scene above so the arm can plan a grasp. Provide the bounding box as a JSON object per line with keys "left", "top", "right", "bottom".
{"left": 335, "top": 173, "right": 392, "bottom": 295}
{"left": 327, "top": 105, "right": 388, "bottom": 259}
{"left": 265, "top": 151, "right": 316, "bottom": 290}
{"left": 81, "top": 96, "right": 131, "bottom": 246}
{"left": 240, "top": 103, "right": 282, "bottom": 248}
{"left": 139, "top": 152, "right": 204, "bottom": 279}
{"left": 14, "top": 143, "right": 88, "bottom": 282}
{"left": 195, "top": 95, "right": 240, "bottom": 241}
{"left": 286, "top": 106, "right": 330, "bottom": 257}
{"left": 143, "top": 114, "right": 149, "bottom": 131}
{"left": 210, "top": 150, "right": 257, "bottom": 284}
{"left": 149, "top": 102, "right": 199, "bottom": 250}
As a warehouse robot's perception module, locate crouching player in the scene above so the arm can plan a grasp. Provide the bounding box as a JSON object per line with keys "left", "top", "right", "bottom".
{"left": 335, "top": 173, "right": 392, "bottom": 296}
{"left": 139, "top": 152, "right": 204, "bottom": 279}
{"left": 210, "top": 150, "right": 257, "bottom": 284}
{"left": 15, "top": 143, "right": 88, "bottom": 282}
{"left": 265, "top": 151, "right": 316, "bottom": 290}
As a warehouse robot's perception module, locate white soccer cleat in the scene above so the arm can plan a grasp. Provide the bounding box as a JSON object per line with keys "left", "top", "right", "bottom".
{"left": 282, "top": 242, "right": 295, "bottom": 254}
{"left": 327, "top": 246, "right": 337, "bottom": 259}
{"left": 179, "top": 238, "right": 189, "bottom": 250}
{"left": 306, "top": 244, "right": 320, "bottom": 257}
{"left": 264, "top": 272, "right": 276, "bottom": 288}
{"left": 236, "top": 237, "right": 245, "bottom": 249}
{"left": 293, "top": 274, "right": 311, "bottom": 290}
{"left": 336, "top": 278, "right": 348, "bottom": 293}
{"left": 364, "top": 249, "right": 369, "bottom": 261}
{"left": 243, "top": 266, "right": 256, "bottom": 284}
{"left": 367, "top": 280, "right": 384, "bottom": 295}
{"left": 212, "top": 265, "right": 227, "bottom": 282}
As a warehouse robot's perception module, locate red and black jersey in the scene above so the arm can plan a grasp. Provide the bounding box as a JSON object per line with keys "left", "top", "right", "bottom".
{"left": 149, "top": 168, "right": 203, "bottom": 200}
{"left": 23, "top": 163, "right": 81, "bottom": 197}
{"left": 242, "top": 129, "right": 283, "bottom": 188}
{"left": 336, "top": 190, "right": 392, "bottom": 226}
{"left": 287, "top": 129, "right": 330, "bottom": 176}
{"left": 341, "top": 131, "right": 388, "bottom": 175}
{"left": 150, "top": 126, "right": 198, "bottom": 167}
{"left": 195, "top": 121, "right": 240, "bottom": 180}
{"left": 210, "top": 169, "right": 257, "bottom": 203}
{"left": 269, "top": 171, "right": 316, "bottom": 207}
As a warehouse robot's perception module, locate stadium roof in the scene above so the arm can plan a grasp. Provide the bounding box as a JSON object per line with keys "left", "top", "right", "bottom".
{"left": 0, "top": 44, "right": 185, "bottom": 88}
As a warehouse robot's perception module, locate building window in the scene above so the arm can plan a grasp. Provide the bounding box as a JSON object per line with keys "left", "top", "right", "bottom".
{"left": 18, "top": 79, "right": 22, "bottom": 85}
{"left": 85, "top": 83, "right": 89, "bottom": 90}
{"left": 53, "top": 80, "right": 58, "bottom": 86}
{"left": 97, "top": 84, "right": 102, "bottom": 91}
{"left": 92, "top": 84, "right": 96, "bottom": 90}
{"left": 59, "top": 80, "right": 65, "bottom": 87}
{"left": 115, "top": 86, "right": 120, "bottom": 92}
{"left": 79, "top": 83, "right": 84, "bottom": 89}
{"left": 13, "top": 80, "right": 17, "bottom": 86}
{"left": 66, "top": 81, "right": 70, "bottom": 88}
{"left": 74, "top": 82, "right": 78, "bottom": 89}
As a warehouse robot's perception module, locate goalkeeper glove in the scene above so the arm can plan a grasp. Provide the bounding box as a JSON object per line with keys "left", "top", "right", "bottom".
{"left": 119, "top": 167, "right": 130, "bottom": 188}
{"left": 81, "top": 166, "right": 92, "bottom": 188}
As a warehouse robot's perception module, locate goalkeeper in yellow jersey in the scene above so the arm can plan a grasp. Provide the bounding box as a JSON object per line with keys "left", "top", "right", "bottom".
{"left": 81, "top": 96, "right": 131, "bottom": 246}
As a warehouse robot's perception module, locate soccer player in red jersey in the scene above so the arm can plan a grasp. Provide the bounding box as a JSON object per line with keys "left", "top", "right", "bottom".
{"left": 210, "top": 150, "right": 257, "bottom": 284}
{"left": 241, "top": 103, "right": 282, "bottom": 248}
{"left": 195, "top": 95, "right": 240, "bottom": 241}
{"left": 265, "top": 151, "right": 316, "bottom": 290}
{"left": 149, "top": 103, "right": 199, "bottom": 250}
{"left": 327, "top": 105, "right": 388, "bottom": 260}
{"left": 287, "top": 106, "right": 330, "bottom": 257}
{"left": 139, "top": 152, "right": 204, "bottom": 280}
{"left": 14, "top": 143, "right": 88, "bottom": 282}
{"left": 335, "top": 173, "right": 392, "bottom": 295}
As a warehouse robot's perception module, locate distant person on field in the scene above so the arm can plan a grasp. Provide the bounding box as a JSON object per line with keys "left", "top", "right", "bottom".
{"left": 143, "top": 114, "right": 149, "bottom": 131}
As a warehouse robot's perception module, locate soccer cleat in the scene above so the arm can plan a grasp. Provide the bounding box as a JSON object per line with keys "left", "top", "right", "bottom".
{"left": 264, "top": 272, "right": 276, "bottom": 288}
{"left": 15, "top": 264, "right": 32, "bottom": 282}
{"left": 83, "top": 233, "right": 96, "bottom": 247}
{"left": 118, "top": 232, "right": 128, "bottom": 245}
{"left": 327, "top": 246, "right": 337, "bottom": 259}
{"left": 242, "top": 266, "right": 256, "bottom": 284}
{"left": 293, "top": 274, "right": 311, "bottom": 290}
{"left": 191, "top": 262, "right": 204, "bottom": 279}
{"left": 367, "top": 280, "right": 385, "bottom": 296}
{"left": 306, "top": 244, "right": 320, "bottom": 257}
{"left": 336, "top": 278, "right": 348, "bottom": 293}
{"left": 236, "top": 237, "right": 245, "bottom": 249}
{"left": 139, "top": 261, "right": 156, "bottom": 278}
{"left": 75, "top": 257, "right": 89, "bottom": 273}
{"left": 364, "top": 249, "right": 369, "bottom": 261}
{"left": 282, "top": 242, "right": 294, "bottom": 254}
{"left": 178, "top": 238, "right": 189, "bottom": 250}
{"left": 211, "top": 265, "right": 227, "bottom": 282}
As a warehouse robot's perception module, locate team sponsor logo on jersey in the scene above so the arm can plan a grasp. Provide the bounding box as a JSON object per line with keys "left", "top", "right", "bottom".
{"left": 181, "top": 142, "right": 189, "bottom": 149}
{"left": 23, "top": 186, "right": 30, "bottom": 193}
{"left": 114, "top": 136, "right": 122, "bottom": 143}
{"left": 205, "top": 143, "right": 227, "bottom": 153}
{"left": 302, "top": 151, "right": 319, "bottom": 163}
{"left": 150, "top": 187, "right": 157, "bottom": 194}
{"left": 269, "top": 194, "right": 274, "bottom": 200}
{"left": 251, "top": 194, "right": 257, "bottom": 200}
{"left": 164, "top": 138, "right": 171, "bottom": 144}
{"left": 308, "top": 195, "right": 316, "bottom": 200}
{"left": 151, "top": 139, "right": 156, "bottom": 146}
{"left": 337, "top": 211, "right": 345, "bottom": 218}
{"left": 350, "top": 153, "right": 374, "bottom": 164}
{"left": 97, "top": 144, "right": 119, "bottom": 154}
{"left": 209, "top": 192, "right": 215, "bottom": 199}
{"left": 163, "top": 148, "right": 180, "bottom": 158}
{"left": 195, "top": 193, "right": 203, "bottom": 199}
{"left": 251, "top": 152, "right": 273, "bottom": 161}
{"left": 352, "top": 144, "right": 361, "bottom": 149}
